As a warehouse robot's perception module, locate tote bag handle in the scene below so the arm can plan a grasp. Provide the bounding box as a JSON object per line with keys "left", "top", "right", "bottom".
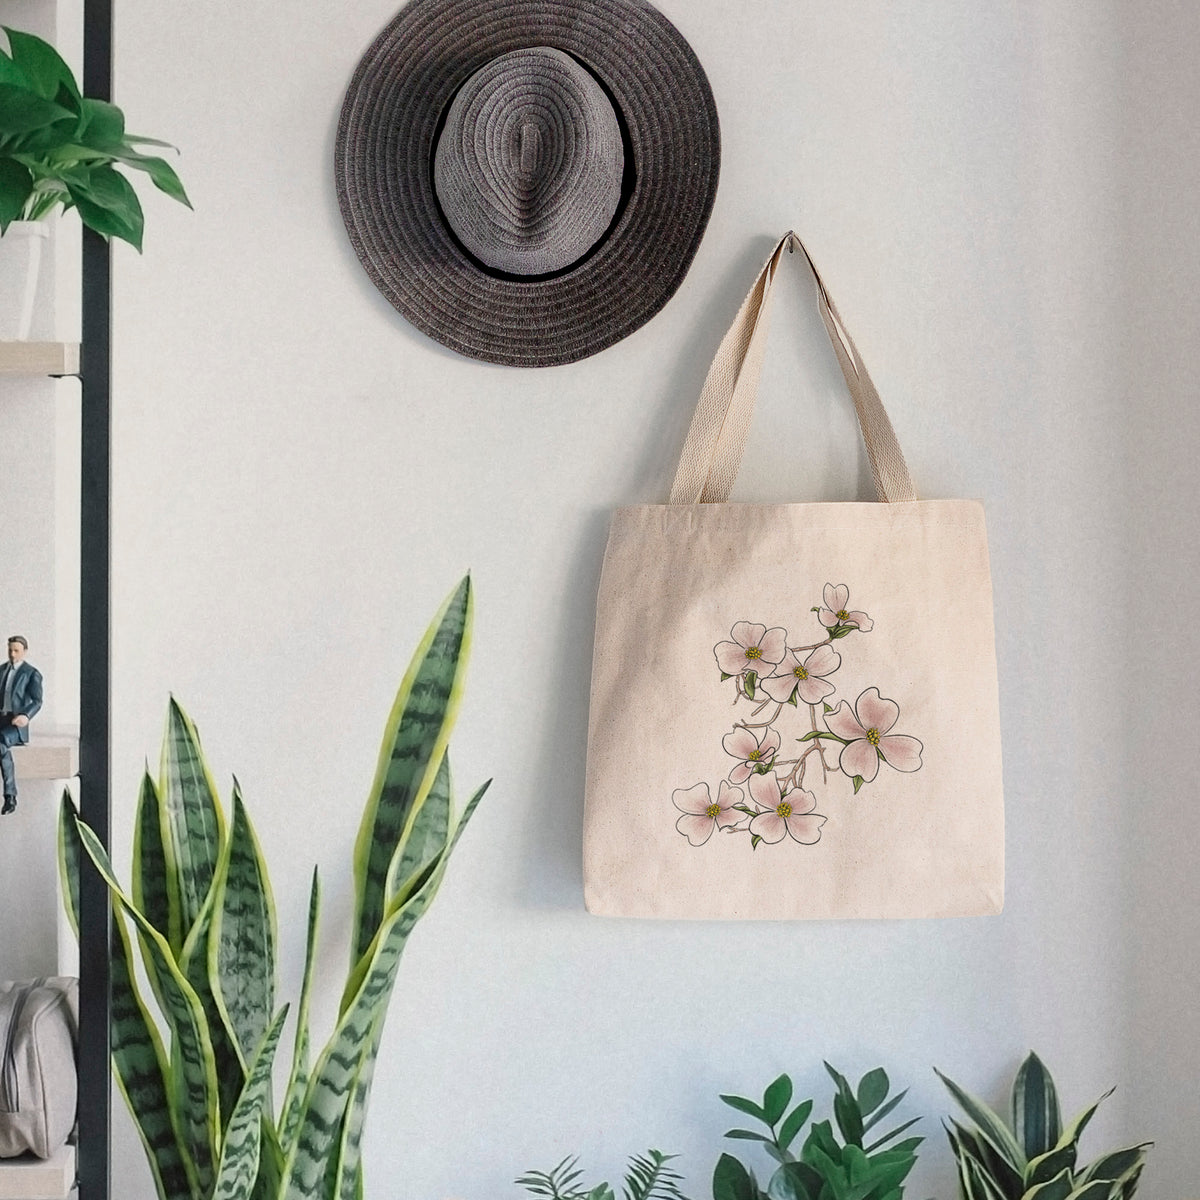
{"left": 668, "top": 232, "right": 918, "bottom": 505}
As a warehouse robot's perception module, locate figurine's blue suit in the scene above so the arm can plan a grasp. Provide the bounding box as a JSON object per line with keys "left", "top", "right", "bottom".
{"left": 0, "top": 661, "right": 43, "bottom": 809}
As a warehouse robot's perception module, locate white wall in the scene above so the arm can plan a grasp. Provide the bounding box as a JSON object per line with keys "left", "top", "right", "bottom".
{"left": 46, "top": 0, "right": 1191, "bottom": 1196}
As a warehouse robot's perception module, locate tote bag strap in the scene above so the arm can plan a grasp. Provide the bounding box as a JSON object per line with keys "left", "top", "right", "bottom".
{"left": 668, "top": 231, "right": 918, "bottom": 505}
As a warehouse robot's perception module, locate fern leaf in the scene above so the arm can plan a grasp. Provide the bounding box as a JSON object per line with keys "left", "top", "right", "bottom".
{"left": 624, "top": 1150, "right": 689, "bottom": 1200}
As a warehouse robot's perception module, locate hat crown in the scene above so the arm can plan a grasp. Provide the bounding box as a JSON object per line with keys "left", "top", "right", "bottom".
{"left": 434, "top": 47, "right": 625, "bottom": 276}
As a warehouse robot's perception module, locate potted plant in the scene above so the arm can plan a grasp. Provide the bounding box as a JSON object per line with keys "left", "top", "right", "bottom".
{"left": 936, "top": 1052, "right": 1152, "bottom": 1199}
{"left": 0, "top": 25, "right": 189, "bottom": 338}
{"left": 60, "top": 577, "right": 488, "bottom": 1200}
{"left": 517, "top": 1064, "right": 922, "bottom": 1200}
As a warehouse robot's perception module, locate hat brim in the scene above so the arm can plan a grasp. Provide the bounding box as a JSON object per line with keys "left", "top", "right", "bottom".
{"left": 335, "top": 0, "right": 721, "bottom": 368}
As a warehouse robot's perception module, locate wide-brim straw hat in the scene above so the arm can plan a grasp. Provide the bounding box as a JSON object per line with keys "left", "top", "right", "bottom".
{"left": 335, "top": 0, "right": 721, "bottom": 368}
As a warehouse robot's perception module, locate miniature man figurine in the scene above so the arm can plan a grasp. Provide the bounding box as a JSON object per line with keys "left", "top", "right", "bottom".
{"left": 0, "top": 636, "right": 43, "bottom": 814}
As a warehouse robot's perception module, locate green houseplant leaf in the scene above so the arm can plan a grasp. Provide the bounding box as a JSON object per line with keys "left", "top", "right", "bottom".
{"left": 351, "top": 575, "right": 473, "bottom": 965}
{"left": 1012, "top": 1053, "right": 1061, "bottom": 1161}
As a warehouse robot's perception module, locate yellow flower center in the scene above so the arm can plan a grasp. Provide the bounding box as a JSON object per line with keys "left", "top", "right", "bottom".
{"left": 705, "top": 803, "right": 721, "bottom": 819}
{"left": 837, "top": 609, "right": 850, "bottom": 621}
{"left": 776, "top": 802, "right": 793, "bottom": 819}
{"left": 748, "top": 750, "right": 762, "bottom": 761}
{"left": 867, "top": 728, "right": 880, "bottom": 746}
{"left": 745, "top": 645, "right": 763, "bottom": 660}
{"left": 793, "top": 665, "right": 808, "bottom": 680}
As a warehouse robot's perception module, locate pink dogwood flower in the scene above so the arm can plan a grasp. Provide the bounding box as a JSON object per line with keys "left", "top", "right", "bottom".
{"left": 722, "top": 725, "right": 781, "bottom": 783}
{"left": 818, "top": 583, "right": 874, "bottom": 632}
{"left": 825, "top": 687, "right": 923, "bottom": 783}
{"left": 762, "top": 643, "right": 842, "bottom": 705}
{"left": 714, "top": 621, "right": 788, "bottom": 677}
{"left": 746, "top": 773, "right": 825, "bottom": 845}
{"left": 673, "top": 780, "right": 745, "bottom": 846}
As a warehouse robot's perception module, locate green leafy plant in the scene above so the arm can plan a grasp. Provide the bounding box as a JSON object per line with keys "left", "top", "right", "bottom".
{"left": 517, "top": 1152, "right": 689, "bottom": 1200}
{"left": 59, "top": 576, "right": 487, "bottom": 1200}
{"left": 937, "top": 1051, "right": 1152, "bottom": 1199}
{"left": 1, "top": 25, "right": 189, "bottom": 248}
{"left": 713, "top": 1064, "right": 922, "bottom": 1200}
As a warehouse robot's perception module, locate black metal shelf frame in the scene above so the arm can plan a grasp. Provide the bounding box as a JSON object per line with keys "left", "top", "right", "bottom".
{"left": 79, "top": 0, "right": 112, "bottom": 1196}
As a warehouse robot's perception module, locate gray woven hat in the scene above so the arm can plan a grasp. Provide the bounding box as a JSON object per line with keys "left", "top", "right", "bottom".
{"left": 335, "top": 0, "right": 721, "bottom": 367}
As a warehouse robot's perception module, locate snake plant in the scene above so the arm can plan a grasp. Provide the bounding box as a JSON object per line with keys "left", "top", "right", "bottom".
{"left": 937, "top": 1052, "right": 1151, "bottom": 1200}
{"left": 59, "top": 576, "right": 489, "bottom": 1200}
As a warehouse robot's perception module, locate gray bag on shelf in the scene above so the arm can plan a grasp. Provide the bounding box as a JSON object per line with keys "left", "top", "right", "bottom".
{"left": 0, "top": 977, "right": 78, "bottom": 1159}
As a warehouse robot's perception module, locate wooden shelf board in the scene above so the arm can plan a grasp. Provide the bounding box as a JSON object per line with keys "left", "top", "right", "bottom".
{"left": 12, "top": 735, "right": 79, "bottom": 781}
{"left": 0, "top": 343, "right": 80, "bottom": 378}
{"left": 0, "top": 1144, "right": 75, "bottom": 1199}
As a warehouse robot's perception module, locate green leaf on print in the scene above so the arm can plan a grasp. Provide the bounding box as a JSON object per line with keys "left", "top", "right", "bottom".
{"left": 828, "top": 626, "right": 854, "bottom": 640}
{"left": 823, "top": 702, "right": 834, "bottom": 714}
{"left": 744, "top": 673, "right": 756, "bottom": 699}
{"left": 852, "top": 776, "right": 864, "bottom": 794}
{"left": 751, "top": 835, "right": 762, "bottom": 850}
{"left": 720, "top": 672, "right": 732, "bottom": 681}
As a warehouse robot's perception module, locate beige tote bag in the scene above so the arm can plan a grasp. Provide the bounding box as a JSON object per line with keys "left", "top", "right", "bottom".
{"left": 583, "top": 232, "right": 1003, "bottom": 920}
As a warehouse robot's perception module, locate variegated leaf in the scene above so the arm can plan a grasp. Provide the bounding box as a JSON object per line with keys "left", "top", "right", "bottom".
{"left": 74, "top": 816, "right": 221, "bottom": 1194}
{"left": 1028, "top": 1145, "right": 1078, "bottom": 1188}
{"left": 1024, "top": 1167, "right": 1075, "bottom": 1200}
{"left": 160, "top": 698, "right": 225, "bottom": 945}
{"left": 936, "top": 1069, "right": 1026, "bottom": 1173}
{"left": 385, "top": 751, "right": 451, "bottom": 906}
{"left": 209, "top": 784, "right": 277, "bottom": 1067}
{"left": 1053, "top": 1092, "right": 1114, "bottom": 1155}
{"left": 333, "top": 1016, "right": 385, "bottom": 1200}
{"left": 56, "top": 790, "right": 80, "bottom": 938}
{"left": 1013, "top": 1053, "right": 1061, "bottom": 1161}
{"left": 133, "top": 770, "right": 181, "bottom": 950}
{"left": 212, "top": 1006, "right": 288, "bottom": 1200}
{"left": 280, "top": 867, "right": 320, "bottom": 1154}
{"left": 1079, "top": 1145, "right": 1151, "bottom": 1185}
{"left": 282, "top": 778, "right": 487, "bottom": 1200}
{"left": 351, "top": 576, "right": 472, "bottom": 965}
{"left": 180, "top": 848, "right": 246, "bottom": 1128}
{"left": 110, "top": 903, "right": 198, "bottom": 1200}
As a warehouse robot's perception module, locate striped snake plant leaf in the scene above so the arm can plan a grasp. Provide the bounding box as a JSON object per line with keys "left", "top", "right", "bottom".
{"left": 331, "top": 1015, "right": 385, "bottom": 1200}
{"left": 132, "top": 771, "right": 182, "bottom": 1021}
{"left": 212, "top": 1005, "right": 288, "bottom": 1200}
{"left": 281, "top": 777, "right": 487, "bottom": 1200}
{"left": 111, "top": 903, "right": 199, "bottom": 1200}
{"left": 385, "top": 750, "right": 451, "bottom": 907}
{"left": 209, "top": 783, "right": 277, "bottom": 1070}
{"left": 1012, "top": 1053, "right": 1062, "bottom": 1161}
{"left": 280, "top": 889, "right": 433, "bottom": 1200}
{"left": 161, "top": 697, "right": 227, "bottom": 951}
{"left": 56, "top": 790, "right": 80, "bottom": 938}
{"left": 254, "top": 1121, "right": 286, "bottom": 1200}
{"left": 340, "top": 777, "right": 490, "bottom": 1015}
{"left": 351, "top": 575, "right": 472, "bottom": 966}
{"left": 179, "top": 851, "right": 248, "bottom": 1130}
{"left": 936, "top": 1069, "right": 1027, "bottom": 1174}
{"left": 280, "top": 867, "right": 320, "bottom": 1155}
{"left": 133, "top": 770, "right": 182, "bottom": 954}
{"left": 73, "top": 815, "right": 222, "bottom": 1195}
{"left": 60, "top": 793, "right": 197, "bottom": 1200}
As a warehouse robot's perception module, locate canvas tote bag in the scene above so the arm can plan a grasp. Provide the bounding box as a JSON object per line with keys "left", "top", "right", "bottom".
{"left": 583, "top": 232, "right": 1003, "bottom": 919}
